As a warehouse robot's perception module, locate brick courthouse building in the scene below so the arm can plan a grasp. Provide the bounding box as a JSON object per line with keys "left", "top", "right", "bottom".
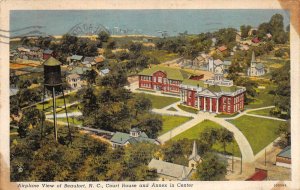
{"left": 138, "top": 66, "right": 246, "bottom": 114}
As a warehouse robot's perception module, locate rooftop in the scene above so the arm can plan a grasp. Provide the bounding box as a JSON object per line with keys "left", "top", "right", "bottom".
{"left": 277, "top": 146, "right": 291, "bottom": 159}
{"left": 110, "top": 131, "right": 157, "bottom": 145}
{"left": 148, "top": 159, "right": 193, "bottom": 180}
{"left": 138, "top": 66, "right": 196, "bottom": 81}
{"left": 70, "top": 55, "right": 83, "bottom": 61}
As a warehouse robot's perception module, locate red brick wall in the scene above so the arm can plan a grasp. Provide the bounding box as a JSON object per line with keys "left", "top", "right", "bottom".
{"left": 187, "top": 90, "right": 196, "bottom": 107}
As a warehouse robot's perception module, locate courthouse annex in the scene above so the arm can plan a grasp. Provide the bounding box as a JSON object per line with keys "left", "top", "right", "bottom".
{"left": 138, "top": 65, "right": 246, "bottom": 114}
{"left": 138, "top": 66, "right": 204, "bottom": 94}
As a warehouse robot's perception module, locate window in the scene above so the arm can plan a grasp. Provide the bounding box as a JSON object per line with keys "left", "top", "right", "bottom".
{"left": 158, "top": 77, "right": 162, "bottom": 83}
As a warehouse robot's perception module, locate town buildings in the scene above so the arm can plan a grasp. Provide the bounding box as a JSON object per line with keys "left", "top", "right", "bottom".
{"left": 138, "top": 66, "right": 204, "bottom": 94}
{"left": 66, "top": 73, "right": 82, "bottom": 89}
{"left": 247, "top": 51, "right": 265, "bottom": 77}
{"left": 110, "top": 128, "right": 160, "bottom": 148}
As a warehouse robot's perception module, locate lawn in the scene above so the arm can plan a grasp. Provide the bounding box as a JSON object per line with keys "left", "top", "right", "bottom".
{"left": 178, "top": 104, "right": 198, "bottom": 114}
{"left": 142, "top": 49, "right": 180, "bottom": 63}
{"left": 172, "top": 120, "right": 241, "bottom": 157}
{"left": 228, "top": 115, "right": 286, "bottom": 155}
{"left": 215, "top": 112, "right": 239, "bottom": 118}
{"left": 245, "top": 85, "right": 276, "bottom": 109}
{"left": 141, "top": 93, "right": 180, "bottom": 109}
{"left": 159, "top": 115, "right": 192, "bottom": 135}
{"left": 57, "top": 117, "right": 82, "bottom": 125}
{"left": 167, "top": 107, "right": 177, "bottom": 111}
{"left": 248, "top": 108, "right": 273, "bottom": 117}
{"left": 36, "top": 96, "right": 72, "bottom": 111}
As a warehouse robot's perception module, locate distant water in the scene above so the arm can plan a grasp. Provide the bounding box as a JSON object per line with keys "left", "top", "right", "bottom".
{"left": 10, "top": 10, "right": 290, "bottom": 37}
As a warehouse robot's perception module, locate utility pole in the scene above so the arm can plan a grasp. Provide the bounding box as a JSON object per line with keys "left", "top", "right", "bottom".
{"left": 232, "top": 143, "right": 234, "bottom": 173}
{"left": 240, "top": 154, "right": 243, "bottom": 174}
{"left": 265, "top": 148, "right": 267, "bottom": 166}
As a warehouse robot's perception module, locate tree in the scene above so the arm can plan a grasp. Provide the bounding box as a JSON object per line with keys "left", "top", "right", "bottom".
{"left": 275, "top": 121, "right": 290, "bottom": 147}
{"left": 98, "top": 31, "right": 110, "bottom": 42}
{"left": 135, "top": 114, "right": 162, "bottom": 138}
{"left": 106, "top": 40, "right": 116, "bottom": 49}
{"left": 217, "top": 128, "right": 233, "bottom": 153}
{"left": 83, "top": 69, "right": 98, "bottom": 85}
{"left": 240, "top": 25, "right": 251, "bottom": 38}
{"left": 81, "top": 87, "right": 98, "bottom": 117}
{"left": 134, "top": 94, "right": 152, "bottom": 117}
{"left": 194, "top": 153, "right": 227, "bottom": 181}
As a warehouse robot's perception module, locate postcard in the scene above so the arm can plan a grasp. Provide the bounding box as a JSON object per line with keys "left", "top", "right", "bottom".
{"left": 1, "top": 0, "right": 300, "bottom": 189}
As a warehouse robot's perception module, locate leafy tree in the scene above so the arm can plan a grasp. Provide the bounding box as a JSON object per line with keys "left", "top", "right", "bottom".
{"left": 240, "top": 25, "right": 251, "bottom": 38}
{"left": 81, "top": 87, "right": 98, "bottom": 117}
{"left": 217, "top": 128, "right": 233, "bottom": 153}
{"left": 98, "top": 31, "right": 110, "bottom": 42}
{"left": 275, "top": 121, "right": 290, "bottom": 147}
{"left": 270, "top": 62, "right": 290, "bottom": 118}
{"left": 135, "top": 114, "right": 162, "bottom": 138}
{"left": 134, "top": 94, "right": 152, "bottom": 117}
{"left": 83, "top": 69, "right": 98, "bottom": 85}
{"left": 194, "top": 153, "right": 227, "bottom": 181}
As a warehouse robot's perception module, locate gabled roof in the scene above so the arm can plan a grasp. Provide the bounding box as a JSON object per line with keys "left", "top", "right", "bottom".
{"left": 110, "top": 131, "right": 157, "bottom": 145}
{"left": 138, "top": 66, "right": 195, "bottom": 81}
{"left": 70, "top": 55, "right": 83, "bottom": 61}
{"left": 43, "top": 49, "right": 53, "bottom": 54}
{"left": 100, "top": 68, "right": 110, "bottom": 75}
{"left": 182, "top": 79, "right": 206, "bottom": 88}
{"left": 94, "top": 56, "right": 105, "bottom": 63}
{"left": 148, "top": 159, "right": 193, "bottom": 180}
{"left": 217, "top": 45, "right": 227, "bottom": 52}
{"left": 277, "top": 146, "right": 291, "bottom": 159}
{"left": 214, "top": 59, "right": 223, "bottom": 66}
{"left": 84, "top": 56, "right": 95, "bottom": 62}
{"left": 255, "top": 63, "right": 265, "bottom": 70}
{"left": 67, "top": 73, "right": 80, "bottom": 80}
{"left": 69, "top": 67, "right": 92, "bottom": 75}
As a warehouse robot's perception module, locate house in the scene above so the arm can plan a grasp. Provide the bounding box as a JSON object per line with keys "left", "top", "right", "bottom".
{"left": 266, "top": 33, "right": 272, "bottom": 39}
{"left": 247, "top": 51, "right": 265, "bottom": 77}
{"left": 82, "top": 56, "right": 95, "bottom": 67}
{"left": 43, "top": 49, "right": 54, "bottom": 60}
{"left": 66, "top": 73, "right": 82, "bottom": 89}
{"left": 99, "top": 68, "right": 110, "bottom": 76}
{"left": 148, "top": 141, "right": 201, "bottom": 181}
{"left": 69, "top": 66, "right": 92, "bottom": 76}
{"left": 29, "top": 46, "right": 43, "bottom": 59}
{"left": 148, "top": 159, "right": 193, "bottom": 181}
{"left": 216, "top": 45, "right": 228, "bottom": 54}
{"left": 93, "top": 55, "right": 105, "bottom": 65}
{"left": 252, "top": 37, "right": 260, "bottom": 44}
{"left": 70, "top": 55, "right": 83, "bottom": 65}
{"left": 110, "top": 128, "right": 160, "bottom": 148}
{"left": 208, "top": 58, "right": 224, "bottom": 73}
{"left": 211, "top": 38, "right": 217, "bottom": 47}
{"left": 180, "top": 67, "right": 246, "bottom": 114}
{"left": 276, "top": 146, "right": 291, "bottom": 168}
{"left": 223, "top": 60, "right": 232, "bottom": 73}
{"left": 246, "top": 168, "right": 268, "bottom": 181}
{"left": 138, "top": 66, "right": 203, "bottom": 94}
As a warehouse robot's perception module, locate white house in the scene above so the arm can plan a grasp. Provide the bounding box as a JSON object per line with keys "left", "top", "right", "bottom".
{"left": 66, "top": 73, "right": 82, "bottom": 89}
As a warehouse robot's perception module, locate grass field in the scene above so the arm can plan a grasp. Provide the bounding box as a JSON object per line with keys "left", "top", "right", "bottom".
{"left": 167, "top": 107, "right": 177, "bottom": 111}
{"left": 159, "top": 115, "right": 192, "bottom": 135}
{"left": 245, "top": 85, "right": 276, "bottom": 109}
{"left": 142, "top": 93, "right": 180, "bottom": 109}
{"left": 228, "top": 115, "right": 286, "bottom": 155}
{"left": 57, "top": 117, "right": 82, "bottom": 125}
{"left": 248, "top": 108, "right": 273, "bottom": 117}
{"left": 178, "top": 104, "right": 198, "bottom": 114}
{"left": 172, "top": 120, "right": 241, "bottom": 157}
{"left": 142, "top": 49, "right": 180, "bottom": 63}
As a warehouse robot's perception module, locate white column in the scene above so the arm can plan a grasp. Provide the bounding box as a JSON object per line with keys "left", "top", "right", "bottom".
{"left": 203, "top": 97, "right": 206, "bottom": 111}
{"left": 210, "top": 98, "right": 212, "bottom": 112}
{"left": 216, "top": 98, "right": 219, "bottom": 113}
{"left": 197, "top": 96, "right": 200, "bottom": 110}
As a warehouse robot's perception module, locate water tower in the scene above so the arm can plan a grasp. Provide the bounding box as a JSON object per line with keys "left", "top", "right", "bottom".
{"left": 41, "top": 57, "right": 72, "bottom": 142}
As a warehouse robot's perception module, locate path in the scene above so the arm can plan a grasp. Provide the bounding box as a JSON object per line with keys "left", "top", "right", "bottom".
{"left": 46, "top": 111, "right": 82, "bottom": 119}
